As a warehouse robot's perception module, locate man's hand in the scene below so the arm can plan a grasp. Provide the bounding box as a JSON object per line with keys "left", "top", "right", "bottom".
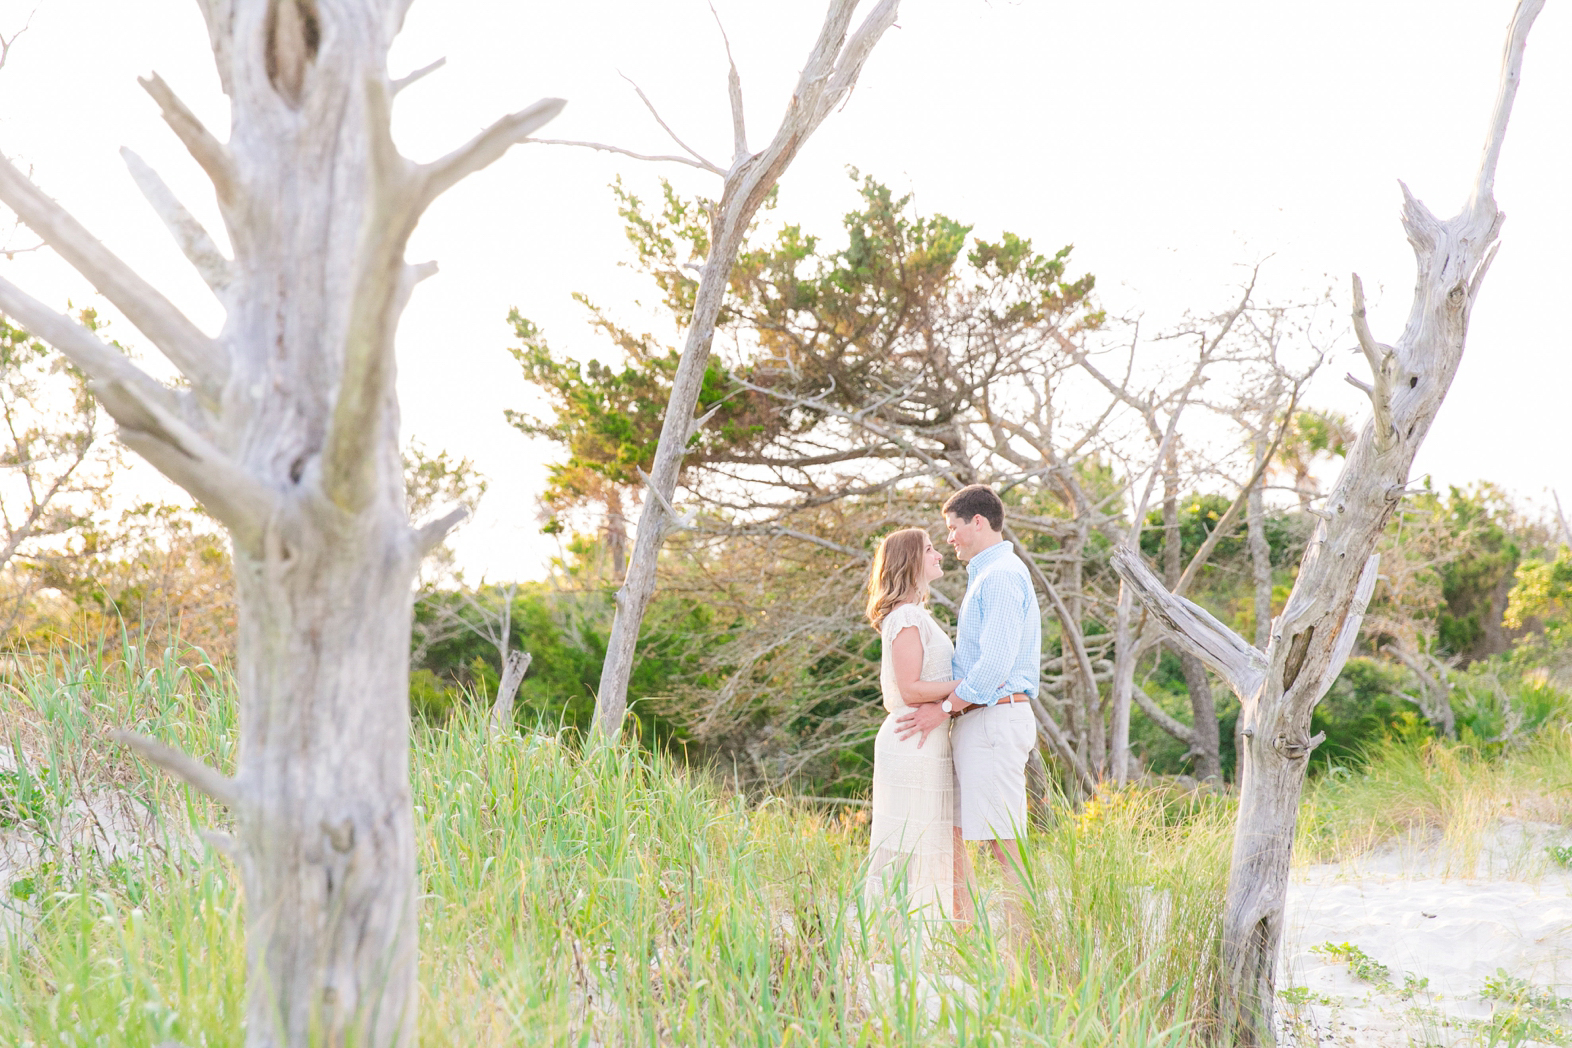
{"left": 894, "top": 701, "right": 950, "bottom": 748}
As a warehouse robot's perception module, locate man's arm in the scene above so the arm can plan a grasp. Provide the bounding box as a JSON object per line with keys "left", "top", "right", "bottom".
{"left": 952, "top": 571, "right": 1031, "bottom": 707}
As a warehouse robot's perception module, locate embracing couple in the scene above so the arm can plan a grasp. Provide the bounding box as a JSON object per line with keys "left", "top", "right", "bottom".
{"left": 864, "top": 484, "right": 1040, "bottom": 927}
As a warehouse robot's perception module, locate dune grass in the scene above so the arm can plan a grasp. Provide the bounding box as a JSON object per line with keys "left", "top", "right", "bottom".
{"left": 1296, "top": 725, "right": 1572, "bottom": 873}
{"left": 1, "top": 641, "right": 1219, "bottom": 1046}
{"left": 3, "top": 639, "right": 1568, "bottom": 1045}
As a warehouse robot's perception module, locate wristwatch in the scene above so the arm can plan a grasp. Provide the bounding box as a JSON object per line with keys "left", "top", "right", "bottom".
{"left": 941, "top": 699, "right": 954, "bottom": 714}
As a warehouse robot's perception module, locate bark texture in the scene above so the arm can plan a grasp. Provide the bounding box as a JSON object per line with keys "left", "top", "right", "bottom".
{"left": 0, "top": 2, "right": 562, "bottom": 1043}
{"left": 593, "top": 0, "right": 901, "bottom": 739}
{"left": 1111, "top": 2, "right": 1544, "bottom": 1040}
{"left": 489, "top": 650, "right": 534, "bottom": 735}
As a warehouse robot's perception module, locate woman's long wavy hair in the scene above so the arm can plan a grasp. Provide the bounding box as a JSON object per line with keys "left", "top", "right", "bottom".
{"left": 865, "top": 528, "right": 930, "bottom": 629}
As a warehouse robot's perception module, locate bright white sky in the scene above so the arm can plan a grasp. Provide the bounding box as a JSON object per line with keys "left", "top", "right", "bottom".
{"left": 1, "top": 0, "right": 1567, "bottom": 579}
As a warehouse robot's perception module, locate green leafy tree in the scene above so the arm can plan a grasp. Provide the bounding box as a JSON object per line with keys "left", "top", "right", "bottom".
{"left": 1505, "top": 547, "right": 1572, "bottom": 635}
{"left": 1274, "top": 408, "right": 1354, "bottom": 509}
{"left": 507, "top": 172, "right": 1097, "bottom": 547}
{"left": 506, "top": 173, "right": 1099, "bottom": 778}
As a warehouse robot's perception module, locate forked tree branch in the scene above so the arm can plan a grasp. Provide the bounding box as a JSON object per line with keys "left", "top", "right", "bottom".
{"left": 0, "top": 282, "right": 267, "bottom": 546}
{"left": 0, "top": 12, "right": 33, "bottom": 73}
{"left": 324, "top": 88, "right": 562, "bottom": 513}
{"left": 108, "top": 727, "right": 241, "bottom": 808}
{"left": 821, "top": 0, "right": 899, "bottom": 112}
{"left": 0, "top": 152, "right": 228, "bottom": 402}
{"left": 1347, "top": 273, "right": 1397, "bottom": 451}
{"left": 1111, "top": 545, "right": 1266, "bottom": 699}
{"left": 731, "top": 0, "right": 898, "bottom": 215}
{"left": 0, "top": 249, "right": 268, "bottom": 552}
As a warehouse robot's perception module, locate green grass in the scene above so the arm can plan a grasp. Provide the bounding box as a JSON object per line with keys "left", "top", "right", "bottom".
{"left": 0, "top": 641, "right": 1212, "bottom": 1046}
{"left": 4, "top": 639, "right": 1569, "bottom": 1046}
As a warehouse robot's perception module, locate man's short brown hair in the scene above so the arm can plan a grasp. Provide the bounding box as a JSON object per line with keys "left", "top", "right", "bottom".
{"left": 942, "top": 485, "right": 1004, "bottom": 532}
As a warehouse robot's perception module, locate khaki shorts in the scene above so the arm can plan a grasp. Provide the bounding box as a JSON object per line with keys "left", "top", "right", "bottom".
{"left": 951, "top": 701, "right": 1036, "bottom": 841}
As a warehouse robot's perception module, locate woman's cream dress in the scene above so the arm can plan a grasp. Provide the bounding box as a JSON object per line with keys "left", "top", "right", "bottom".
{"left": 867, "top": 601, "right": 955, "bottom": 920}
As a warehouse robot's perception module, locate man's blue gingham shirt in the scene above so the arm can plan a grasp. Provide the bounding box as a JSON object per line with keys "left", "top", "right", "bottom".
{"left": 952, "top": 540, "right": 1041, "bottom": 706}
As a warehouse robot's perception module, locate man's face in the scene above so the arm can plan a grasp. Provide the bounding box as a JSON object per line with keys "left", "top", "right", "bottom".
{"left": 945, "top": 512, "right": 987, "bottom": 561}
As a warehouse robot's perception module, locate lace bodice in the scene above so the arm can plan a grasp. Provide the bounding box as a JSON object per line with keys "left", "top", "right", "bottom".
{"left": 878, "top": 602, "right": 954, "bottom": 715}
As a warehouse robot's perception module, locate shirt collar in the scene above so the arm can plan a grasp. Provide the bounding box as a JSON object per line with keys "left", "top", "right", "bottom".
{"left": 966, "top": 538, "right": 1012, "bottom": 577}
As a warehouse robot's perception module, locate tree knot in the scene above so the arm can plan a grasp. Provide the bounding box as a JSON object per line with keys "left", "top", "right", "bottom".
{"left": 321, "top": 817, "right": 355, "bottom": 853}
{"left": 1272, "top": 730, "right": 1325, "bottom": 760}
{"left": 1282, "top": 625, "right": 1316, "bottom": 691}
{"left": 266, "top": 0, "right": 320, "bottom": 109}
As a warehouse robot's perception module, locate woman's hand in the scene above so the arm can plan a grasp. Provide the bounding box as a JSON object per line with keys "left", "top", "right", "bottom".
{"left": 894, "top": 700, "right": 951, "bottom": 748}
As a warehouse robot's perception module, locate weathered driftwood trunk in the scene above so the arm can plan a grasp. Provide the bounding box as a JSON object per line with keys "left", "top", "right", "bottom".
{"left": 1113, "top": 2, "right": 1543, "bottom": 1041}
{"left": 0, "top": 2, "right": 562, "bottom": 1043}
{"left": 232, "top": 530, "right": 422, "bottom": 1044}
{"left": 593, "top": 0, "right": 900, "bottom": 739}
{"left": 489, "top": 650, "right": 533, "bottom": 735}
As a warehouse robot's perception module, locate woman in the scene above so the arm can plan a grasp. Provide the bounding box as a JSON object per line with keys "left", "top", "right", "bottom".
{"left": 865, "top": 527, "right": 963, "bottom": 922}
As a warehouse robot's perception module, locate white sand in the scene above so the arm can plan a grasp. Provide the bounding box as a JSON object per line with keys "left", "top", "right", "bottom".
{"left": 0, "top": 744, "right": 177, "bottom": 941}
{"left": 1278, "top": 820, "right": 1572, "bottom": 1046}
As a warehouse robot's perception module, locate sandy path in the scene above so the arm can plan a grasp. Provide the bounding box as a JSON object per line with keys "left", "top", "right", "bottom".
{"left": 1278, "top": 821, "right": 1572, "bottom": 1046}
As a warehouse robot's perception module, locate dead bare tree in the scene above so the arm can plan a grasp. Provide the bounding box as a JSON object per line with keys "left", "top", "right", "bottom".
{"left": 1553, "top": 490, "right": 1572, "bottom": 549}
{"left": 1112, "top": 1, "right": 1544, "bottom": 1039}
{"left": 1066, "top": 281, "right": 1321, "bottom": 785}
{"left": 1070, "top": 286, "right": 1263, "bottom": 784}
{"left": 0, "top": 315, "right": 116, "bottom": 636}
{"left": 557, "top": 0, "right": 902, "bottom": 741}
{"left": 0, "top": 2, "right": 563, "bottom": 1043}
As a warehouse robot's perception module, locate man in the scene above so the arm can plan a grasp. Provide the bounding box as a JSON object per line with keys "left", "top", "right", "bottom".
{"left": 896, "top": 484, "right": 1041, "bottom": 917}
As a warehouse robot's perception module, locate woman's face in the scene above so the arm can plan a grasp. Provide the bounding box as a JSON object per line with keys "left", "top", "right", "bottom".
{"left": 920, "top": 535, "right": 944, "bottom": 584}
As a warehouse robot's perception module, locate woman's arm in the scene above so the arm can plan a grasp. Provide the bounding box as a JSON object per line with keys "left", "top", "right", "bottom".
{"left": 889, "top": 624, "right": 959, "bottom": 705}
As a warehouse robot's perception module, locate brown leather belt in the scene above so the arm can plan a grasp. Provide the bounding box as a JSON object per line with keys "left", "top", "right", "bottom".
{"left": 957, "top": 692, "right": 1030, "bottom": 716}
